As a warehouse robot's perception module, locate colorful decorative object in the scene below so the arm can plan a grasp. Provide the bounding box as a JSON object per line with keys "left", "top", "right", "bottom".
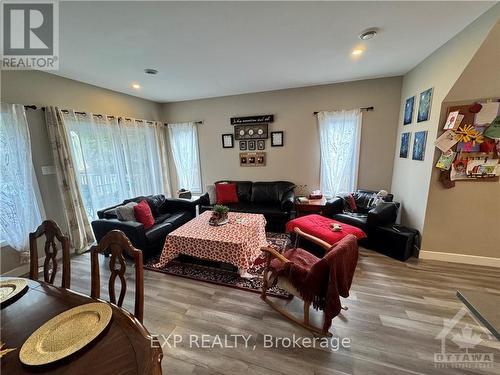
{"left": 455, "top": 124, "right": 484, "bottom": 144}
{"left": 209, "top": 205, "right": 229, "bottom": 226}
{"left": 399, "top": 132, "right": 411, "bottom": 158}
{"left": 412, "top": 131, "right": 427, "bottom": 160}
{"left": 403, "top": 96, "right": 414, "bottom": 125}
{"left": 417, "top": 88, "right": 433, "bottom": 122}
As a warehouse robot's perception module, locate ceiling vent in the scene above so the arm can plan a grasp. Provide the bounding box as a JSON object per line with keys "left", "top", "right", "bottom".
{"left": 144, "top": 68, "right": 158, "bottom": 75}
{"left": 359, "top": 29, "right": 378, "bottom": 40}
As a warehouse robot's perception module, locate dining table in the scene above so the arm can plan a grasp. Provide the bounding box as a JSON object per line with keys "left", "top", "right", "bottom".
{"left": 0, "top": 278, "right": 162, "bottom": 374}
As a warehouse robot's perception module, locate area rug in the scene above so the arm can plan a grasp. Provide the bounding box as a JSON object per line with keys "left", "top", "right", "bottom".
{"left": 144, "top": 232, "right": 292, "bottom": 298}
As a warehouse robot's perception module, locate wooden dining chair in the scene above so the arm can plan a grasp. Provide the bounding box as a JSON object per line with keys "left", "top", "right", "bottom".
{"left": 90, "top": 230, "right": 144, "bottom": 322}
{"left": 29, "top": 219, "right": 71, "bottom": 288}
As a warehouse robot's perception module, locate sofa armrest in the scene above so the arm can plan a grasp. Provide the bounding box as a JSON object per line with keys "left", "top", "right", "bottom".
{"left": 91, "top": 219, "right": 147, "bottom": 249}
{"left": 280, "top": 190, "right": 295, "bottom": 212}
{"left": 323, "top": 197, "right": 345, "bottom": 218}
{"left": 160, "top": 198, "right": 197, "bottom": 217}
{"left": 367, "top": 202, "right": 399, "bottom": 228}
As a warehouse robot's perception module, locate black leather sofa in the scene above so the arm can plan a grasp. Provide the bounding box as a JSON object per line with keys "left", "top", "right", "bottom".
{"left": 91, "top": 194, "right": 198, "bottom": 258}
{"left": 323, "top": 189, "right": 400, "bottom": 241}
{"left": 199, "top": 181, "right": 295, "bottom": 232}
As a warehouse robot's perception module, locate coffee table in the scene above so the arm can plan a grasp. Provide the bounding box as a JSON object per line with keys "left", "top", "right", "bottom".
{"left": 155, "top": 211, "right": 268, "bottom": 276}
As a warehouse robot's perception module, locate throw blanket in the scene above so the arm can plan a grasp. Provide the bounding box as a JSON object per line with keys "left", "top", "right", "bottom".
{"left": 274, "top": 234, "right": 358, "bottom": 331}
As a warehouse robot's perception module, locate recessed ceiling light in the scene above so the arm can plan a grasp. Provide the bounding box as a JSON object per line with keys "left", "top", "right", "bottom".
{"left": 132, "top": 83, "right": 141, "bottom": 89}
{"left": 144, "top": 68, "right": 158, "bottom": 75}
{"left": 352, "top": 49, "right": 364, "bottom": 55}
{"left": 359, "top": 29, "right": 378, "bottom": 40}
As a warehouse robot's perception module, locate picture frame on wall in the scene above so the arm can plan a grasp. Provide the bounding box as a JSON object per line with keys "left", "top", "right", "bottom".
{"left": 399, "top": 132, "right": 411, "bottom": 158}
{"left": 417, "top": 88, "right": 433, "bottom": 122}
{"left": 403, "top": 96, "right": 415, "bottom": 125}
{"left": 271, "top": 131, "right": 284, "bottom": 147}
{"left": 239, "top": 141, "right": 247, "bottom": 151}
{"left": 222, "top": 134, "right": 234, "bottom": 148}
{"left": 412, "top": 131, "right": 428, "bottom": 161}
{"left": 248, "top": 140, "right": 256, "bottom": 151}
{"left": 257, "top": 140, "right": 265, "bottom": 150}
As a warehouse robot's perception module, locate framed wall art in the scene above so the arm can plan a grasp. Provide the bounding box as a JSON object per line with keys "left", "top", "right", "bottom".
{"left": 240, "top": 152, "right": 266, "bottom": 167}
{"left": 239, "top": 141, "right": 247, "bottom": 151}
{"left": 412, "top": 131, "right": 428, "bottom": 161}
{"left": 403, "top": 96, "right": 415, "bottom": 125}
{"left": 248, "top": 140, "right": 256, "bottom": 151}
{"left": 222, "top": 134, "right": 234, "bottom": 148}
{"left": 417, "top": 88, "right": 433, "bottom": 122}
{"left": 271, "top": 131, "right": 283, "bottom": 147}
{"left": 257, "top": 140, "right": 265, "bottom": 150}
{"left": 399, "top": 132, "right": 411, "bottom": 158}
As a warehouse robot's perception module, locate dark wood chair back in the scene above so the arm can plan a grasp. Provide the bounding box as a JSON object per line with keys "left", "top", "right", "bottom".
{"left": 90, "top": 230, "right": 144, "bottom": 322}
{"left": 29, "top": 219, "right": 71, "bottom": 288}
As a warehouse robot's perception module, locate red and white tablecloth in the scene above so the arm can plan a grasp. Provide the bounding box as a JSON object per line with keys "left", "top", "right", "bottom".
{"left": 155, "top": 211, "right": 268, "bottom": 275}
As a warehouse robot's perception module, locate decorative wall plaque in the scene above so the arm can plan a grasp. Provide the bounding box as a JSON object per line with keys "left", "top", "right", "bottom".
{"left": 231, "top": 115, "right": 274, "bottom": 125}
{"left": 240, "top": 152, "right": 266, "bottom": 167}
{"left": 234, "top": 124, "right": 268, "bottom": 140}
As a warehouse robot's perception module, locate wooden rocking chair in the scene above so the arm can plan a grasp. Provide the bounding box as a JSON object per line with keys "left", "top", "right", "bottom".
{"left": 261, "top": 228, "right": 355, "bottom": 336}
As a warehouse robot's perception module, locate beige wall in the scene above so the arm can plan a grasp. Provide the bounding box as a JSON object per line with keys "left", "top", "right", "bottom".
{"left": 0, "top": 70, "right": 162, "bottom": 274}
{"left": 163, "top": 77, "right": 402, "bottom": 195}
{"left": 422, "top": 21, "right": 500, "bottom": 259}
{"left": 390, "top": 5, "right": 499, "bottom": 234}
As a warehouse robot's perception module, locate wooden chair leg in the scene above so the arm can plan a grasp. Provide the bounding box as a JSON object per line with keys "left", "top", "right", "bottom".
{"left": 303, "top": 301, "right": 310, "bottom": 325}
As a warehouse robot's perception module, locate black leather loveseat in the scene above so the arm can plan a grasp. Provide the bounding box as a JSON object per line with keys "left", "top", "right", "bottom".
{"left": 200, "top": 181, "right": 295, "bottom": 232}
{"left": 323, "top": 189, "right": 400, "bottom": 241}
{"left": 91, "top": 194, "right": 198, "bottom": 258}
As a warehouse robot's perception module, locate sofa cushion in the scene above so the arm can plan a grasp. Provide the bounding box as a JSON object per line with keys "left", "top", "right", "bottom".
{"left": 205, "top": 184, "right": 217, "bottom": 205}
{"left": 103, "top": 207, "right": 119, "bottom": 219}
{"left": 164, "top": 211, "right": 192, "bottom": 228}
{"left": 225, "top": 202, "right": 288, "bottom": 217}
{"left": 155, "top": 213, "right": 172, "bottom": 225}
{"left": 332, "top": 212, "right": 368, "bottom": 231}
{"left": 134, "top": 200, "right": 155, "bottom": 229}
{"left": 116, "top": 202, "right": 138, "bottom": 221}
{"left": 145, "top": 222, "right": 174, "bottom": 243}
{"left": 251, "top": 182, "right": 279, "bottom": 203}
{"left": 145, "top": 194, "right": 166, "bottom": 217}
{"left": 215, "top": 183, "right": 239, "bottom": 204}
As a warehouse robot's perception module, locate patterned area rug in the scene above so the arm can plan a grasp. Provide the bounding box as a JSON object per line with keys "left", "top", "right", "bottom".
{"left": 144, "top": 232, "right": 292, "bottom": 298}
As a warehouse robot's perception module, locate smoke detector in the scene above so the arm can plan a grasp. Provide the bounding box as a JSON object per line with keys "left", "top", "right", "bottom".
{"left": 359, "top": 29, "right": 378, "bottom": 40}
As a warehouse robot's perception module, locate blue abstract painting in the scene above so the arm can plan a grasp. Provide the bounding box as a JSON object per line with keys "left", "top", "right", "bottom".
{"left": 412, "top": 131, "right": 427, "bottom": 161}
{"left": 417, "top": 88, "right": 433, "bottom": 122}
{"left": 400, "top": 132, "right": 411, "bottom": 158}
{"left": 403, "top": 96, "right": 414, "bottom": 125}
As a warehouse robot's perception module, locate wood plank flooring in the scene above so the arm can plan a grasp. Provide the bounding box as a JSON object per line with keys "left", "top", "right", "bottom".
{"left": 62, "top": 249, "right": 500, "bottom": 374}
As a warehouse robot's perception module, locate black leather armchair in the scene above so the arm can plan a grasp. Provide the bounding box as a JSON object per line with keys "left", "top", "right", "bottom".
{"left": 91, "top": 194, "right": 199, "bottom": 258}
{"left": 200, "top": 180, "right": 296, "bottom": 232}
{"left": 324, "top": 190, "right": 400, "bottom": 238}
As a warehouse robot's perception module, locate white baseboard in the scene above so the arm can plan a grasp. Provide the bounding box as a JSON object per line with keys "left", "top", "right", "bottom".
{"left": 419, "top": 250, "right": 500, "bottom": 268}
{"left": 2, "top": 263, "right": 30, "bottom": 277}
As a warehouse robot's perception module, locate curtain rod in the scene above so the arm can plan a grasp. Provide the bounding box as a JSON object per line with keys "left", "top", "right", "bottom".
{"left": 37, "top": 107, "right": 157, "bottom": 124}
{"left": 24, "top": 105, "right": 37, "bottom": 110}
{"left": 313, "top": 106, "right": 374, "bottom": 116}
{"left": 164, "top": 121, "right": 203, "bottom": 126}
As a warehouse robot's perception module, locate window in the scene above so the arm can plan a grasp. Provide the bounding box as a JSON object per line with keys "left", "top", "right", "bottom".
{"left": 317, "top": 109, "right": 362, "bottom": 197}
{"left": 0, "top": 103, "right": 43, "bottom": 251}
{"left": 63, "top": 112, "right": 164, "bottom": 219}
{"left": 167, "top": 122, "right": 202, "bottom": 194}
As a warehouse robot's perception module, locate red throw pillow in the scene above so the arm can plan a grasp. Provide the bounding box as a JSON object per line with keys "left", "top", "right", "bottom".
{"left": 215, "top": 183, "right": 239, "bottom": 204}
{"left": 134, "top": 200, "right": 154, "bottom": 229}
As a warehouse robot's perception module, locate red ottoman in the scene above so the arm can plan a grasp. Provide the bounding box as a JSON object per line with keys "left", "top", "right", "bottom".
{"left": 286, "top": 214, "right": 366, "bottom": 251}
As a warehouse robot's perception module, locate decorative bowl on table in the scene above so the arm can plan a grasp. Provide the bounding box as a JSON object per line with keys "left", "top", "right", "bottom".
{"left": 209, "top": 205, "right": 229, "bottom": 226}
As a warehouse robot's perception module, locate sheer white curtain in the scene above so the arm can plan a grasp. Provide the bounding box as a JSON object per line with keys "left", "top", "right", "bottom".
{"left": 167, "top": 122, "right": 202, "bottom": 194}
{"left": 0, "top": 103, "right": 42, "bottom": 251}
{"left": 62, "top": 112, "right": 167, "bottom": 219}
{"left": 317, "top": 109, "right": 362, "bottom": 197}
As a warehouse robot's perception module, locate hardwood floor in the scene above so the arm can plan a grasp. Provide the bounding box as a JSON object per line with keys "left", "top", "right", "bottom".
{"left": 64, "top": 249, "right": 499, "bottom": 375}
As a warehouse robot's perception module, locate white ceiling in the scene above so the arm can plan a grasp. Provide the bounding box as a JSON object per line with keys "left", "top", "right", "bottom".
{"left": 54, "top": 1, "right": 495, "bottom": 102}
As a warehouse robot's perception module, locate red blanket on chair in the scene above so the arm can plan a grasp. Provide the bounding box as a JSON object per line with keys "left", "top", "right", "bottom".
{"left": 274, "top": 234, "right": 359, "bottom": 332}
